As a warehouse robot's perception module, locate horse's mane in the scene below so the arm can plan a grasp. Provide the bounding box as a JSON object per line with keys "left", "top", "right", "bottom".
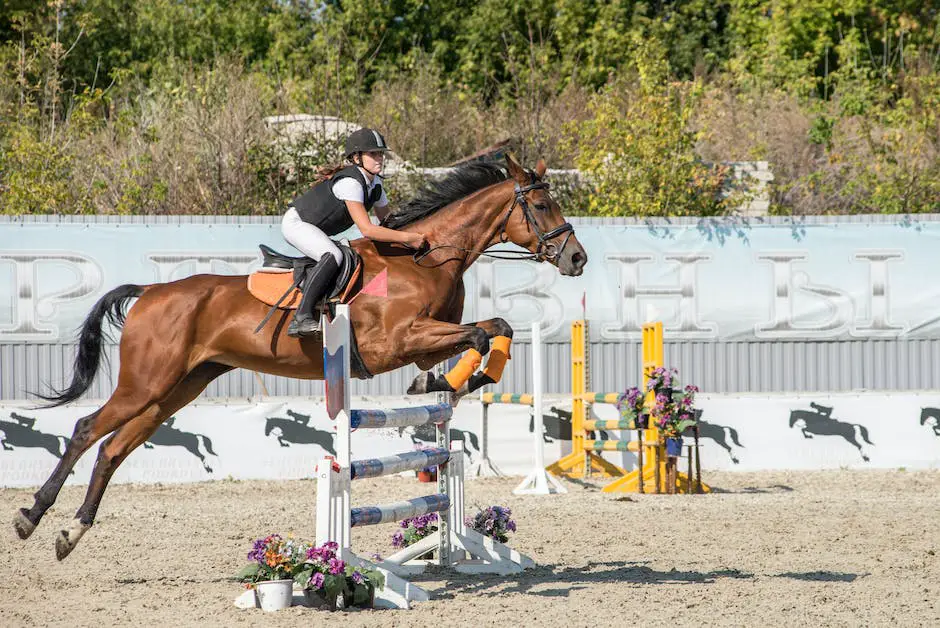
{"left": 382, "top": 162, "right": 508, "bottom": 229}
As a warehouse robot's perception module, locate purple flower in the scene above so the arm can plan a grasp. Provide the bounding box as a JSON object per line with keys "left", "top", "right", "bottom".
{"left": 392, "top": 530, "right": 405, "bottom": 548}
{"left": 309, "top": 572, "right": 325, "bottom": 590}
{"left": 350, "top": 570, "right": 365, "bottom": 584}
{"left": 328, "top": 557, "right": 345, "bottom": 575}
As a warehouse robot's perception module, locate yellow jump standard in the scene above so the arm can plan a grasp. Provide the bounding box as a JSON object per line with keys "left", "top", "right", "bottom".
{"left": 546, "top": 320, "right": 710, "bottom": 494}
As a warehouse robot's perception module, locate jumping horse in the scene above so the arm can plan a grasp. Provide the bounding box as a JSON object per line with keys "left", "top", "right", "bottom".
{"left": 13, "top": 155, "right": 587, "bottom": 560}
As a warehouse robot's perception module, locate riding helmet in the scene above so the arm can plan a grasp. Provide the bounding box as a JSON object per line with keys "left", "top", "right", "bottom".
{"left": 345, "top": 128, "right": 390, "bottom": 158}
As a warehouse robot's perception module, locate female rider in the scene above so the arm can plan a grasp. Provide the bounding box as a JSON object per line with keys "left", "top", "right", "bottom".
{"left": 281, "top": 128, "right": 427, "bottom": 337}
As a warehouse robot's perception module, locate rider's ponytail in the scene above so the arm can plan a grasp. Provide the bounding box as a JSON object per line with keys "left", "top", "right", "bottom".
{"left": 315, "top": 162, "right": 346, "bottom": 182}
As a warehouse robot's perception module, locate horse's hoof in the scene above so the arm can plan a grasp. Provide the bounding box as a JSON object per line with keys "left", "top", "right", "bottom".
{"left": 55, "top": 519, "right": 90, "bottom": 561}
{"left": 13, "top": 508, "right": 36, "bottom": 540}
{"left": 55, "top": 531, "right": 74, "bottom": 560}
{"left": 407, "top": 372, "right": 433, "bottom": 395}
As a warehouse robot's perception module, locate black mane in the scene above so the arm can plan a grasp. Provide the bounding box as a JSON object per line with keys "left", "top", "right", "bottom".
{"left": 382, "top": 162, "right": 508, "bottom": 229}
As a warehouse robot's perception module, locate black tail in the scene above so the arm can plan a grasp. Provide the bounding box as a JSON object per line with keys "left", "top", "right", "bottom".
{"left": 199, "top": 434, "right": 218, "bottom": 457}
{"left": 727, "top": 426, "right": 744, "bottom": 448}
{"left": 35, "top": 284, "right": 144, "bottom": 407}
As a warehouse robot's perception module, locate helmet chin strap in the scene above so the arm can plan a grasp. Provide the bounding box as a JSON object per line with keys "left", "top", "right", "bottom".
{"left": 354, "top": 153, "right": 382, "bottom": 178}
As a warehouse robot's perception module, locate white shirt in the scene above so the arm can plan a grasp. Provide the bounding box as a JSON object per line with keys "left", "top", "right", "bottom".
{"left": 332, "top": 167, "right": 389, "bottom": 208}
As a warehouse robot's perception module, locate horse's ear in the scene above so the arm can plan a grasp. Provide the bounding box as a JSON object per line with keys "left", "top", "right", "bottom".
{"left": 504, "top": 152, "right": 527, "bottom": 183}
{"left": 535, "top": 158, "right": 547, "bottom": 178}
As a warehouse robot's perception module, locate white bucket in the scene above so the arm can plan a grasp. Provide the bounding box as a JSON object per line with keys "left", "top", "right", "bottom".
{"left": 254, "top": 579, "right": 294, "bottom": 611}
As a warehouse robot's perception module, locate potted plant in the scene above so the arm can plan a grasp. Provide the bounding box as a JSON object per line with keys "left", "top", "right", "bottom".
{"left": 343, "top": 563, "right": 385, "bottom": 609}
{"left": 235, "top": 534, "right": 311, "bottom": 611}
{"left": 465, "top": 505, "right": 517, "bottom": 543}
{"left": 616, "top": 386, "right": 649, "bottom": 429}
{"left": 654, "top": 384, "right": 700, "bottom": 456}
{"left": 295, "top": 541, "right": 348, "bottom": 611}
{"left": 392, "top": 513, "right": 440, "bottom": 559}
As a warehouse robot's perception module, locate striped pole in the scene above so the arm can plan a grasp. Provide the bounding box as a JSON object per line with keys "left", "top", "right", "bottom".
{"left": 350, "top": 448, "right": 450, "bottom": 480}
{"left": 351, "top": 494, "right": 450, "bottom": 527}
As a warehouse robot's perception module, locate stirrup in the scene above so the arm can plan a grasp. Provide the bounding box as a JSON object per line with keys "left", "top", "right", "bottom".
{"left": 287, "top": 314, "right": 321, "bottom": 338}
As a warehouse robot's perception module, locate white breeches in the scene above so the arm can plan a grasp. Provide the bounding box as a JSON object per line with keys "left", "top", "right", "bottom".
{"left": 281, "top": 207, "right": 343, "bottom": 264}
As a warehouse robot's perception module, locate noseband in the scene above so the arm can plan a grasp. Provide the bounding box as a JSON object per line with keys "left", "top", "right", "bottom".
{"left": 496, "top": 172, "right": 574, "bottom": 263}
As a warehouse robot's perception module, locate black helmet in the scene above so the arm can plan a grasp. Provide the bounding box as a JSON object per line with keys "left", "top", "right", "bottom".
{"left": 345, "top": 128, "right": 390, "bottom": 158}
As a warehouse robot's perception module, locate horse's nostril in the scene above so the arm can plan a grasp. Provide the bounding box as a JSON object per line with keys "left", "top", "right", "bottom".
{"left": 572, "top": 252, "right": 586, "bottom": 267}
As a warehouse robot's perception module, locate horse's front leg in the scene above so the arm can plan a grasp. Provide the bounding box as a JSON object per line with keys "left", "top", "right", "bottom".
{"left": 405, "top": 317, "right": 513, "bottom": 398}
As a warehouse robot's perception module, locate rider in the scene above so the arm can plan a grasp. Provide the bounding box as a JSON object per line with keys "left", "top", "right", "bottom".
{"left": 281, "top": 128, "right": 427, "bottom": 337}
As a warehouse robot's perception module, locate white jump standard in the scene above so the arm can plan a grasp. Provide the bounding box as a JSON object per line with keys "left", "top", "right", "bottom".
{"left": 316, "top": 305, "right": 535, "bottom": 609}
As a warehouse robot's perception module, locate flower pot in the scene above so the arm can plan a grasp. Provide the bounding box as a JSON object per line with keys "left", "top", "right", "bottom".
{"left": 303, "top": 587, "right": 339, "bottom": 611}
{"left": 254, "top": 579, "right": 294, "bottom": 611}
{"left": 665, "top": 436, "right": 683, "bottom": 457}
{"left": 346, "top": 581, "right": 376, "bottom": 609}
{"left": 416, "top": 469, "right": 437, "bottom": 482}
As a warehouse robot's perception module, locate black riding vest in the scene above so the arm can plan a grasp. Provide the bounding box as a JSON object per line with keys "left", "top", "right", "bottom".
{"left": 291, "top": 166, "right": 383, "bottom": 236}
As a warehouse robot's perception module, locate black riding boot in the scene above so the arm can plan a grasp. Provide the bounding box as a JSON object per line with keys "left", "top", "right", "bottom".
{"left": 287, "top": 255, "right": 340, "bottom": 338}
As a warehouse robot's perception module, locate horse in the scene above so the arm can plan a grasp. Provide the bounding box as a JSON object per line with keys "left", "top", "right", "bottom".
{"left": 264, "top": 415, "right": 336, "bottom": 453}
{"left": 788, "top": 407, "right": 874, "bottom": 462}
{"left": 0, "top": 413, "right": 70, "bottom": 459}
{"left": 13, "top": 155, "right": 587, "bottom": 560}
{"left": 142, "top": 417, "right": 218, "bottom": 473}
{"left": 694, "top": 419, "right": 744, "bottom": 464}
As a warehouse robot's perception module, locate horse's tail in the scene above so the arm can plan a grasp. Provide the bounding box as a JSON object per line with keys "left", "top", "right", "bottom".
{"left": 727, "top": 426, "right": 743, "bottom": 448}
{"left": 198, "top": 434, "right": 217, "bottom": 457}
{"left": 36, "top": 284, "right": 145, "bottom": 407}
{"left": 856, "top": 424, "right": 874, "bottom": 445}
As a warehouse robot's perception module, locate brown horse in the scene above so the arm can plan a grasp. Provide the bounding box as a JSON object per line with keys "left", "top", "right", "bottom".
{"left": 13, "top": 155, "right": 587, "bottom": 560}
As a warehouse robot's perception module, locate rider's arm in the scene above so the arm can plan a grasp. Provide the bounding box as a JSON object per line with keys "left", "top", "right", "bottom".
{"left": 345, "top": 200, "right": 424, "bottom": 248}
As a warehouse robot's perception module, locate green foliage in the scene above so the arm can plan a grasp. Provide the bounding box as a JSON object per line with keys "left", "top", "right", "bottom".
{"left": 0, "top": 0, "right": 937, "bottom": 216}
{"left": 569, "top": 36, "right": 731, "bottom": 217}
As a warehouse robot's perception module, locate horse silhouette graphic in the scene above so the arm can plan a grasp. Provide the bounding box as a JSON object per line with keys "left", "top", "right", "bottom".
{"left": 0, "top": 412, "right": 70, "bottom": 459}
{"left": 920, "top": 408, "right": 940, "bottom": 437}
{"left": 264, "top": 409, "right": 336, "bottom": 455}
{"left": 695, "top": 414, "right": 745, "bottom": 464}
{"left": 143, "top": 416, "right": 218, "bottom": 473}
{"left": 397, "top": 423, "right": 480, "bottom": 455}
{"left": 788, "top": 402, "right": 874, "bottom": 462}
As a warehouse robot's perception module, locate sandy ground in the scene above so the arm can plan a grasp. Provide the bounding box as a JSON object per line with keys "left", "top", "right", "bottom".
{"left": 1, "top": 470, "right": 939, "bottom": 627}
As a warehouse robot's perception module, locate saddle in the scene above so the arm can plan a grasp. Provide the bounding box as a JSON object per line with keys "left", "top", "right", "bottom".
{"left": 247, "top": 243, "right": 363, "bottom": 310}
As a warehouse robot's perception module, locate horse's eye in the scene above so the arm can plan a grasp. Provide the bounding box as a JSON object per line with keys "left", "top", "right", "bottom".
{"left": 534, "top": 204, "right": 548, "bottom": 211}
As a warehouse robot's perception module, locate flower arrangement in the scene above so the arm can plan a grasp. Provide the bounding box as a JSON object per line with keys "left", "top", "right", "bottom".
{"left": 646, "top": 366, "right": 699, "bottom": 441}
{"left": 615, "top": 386, "right": 649, "bottom": 428}
{"left": 465, "top": 505, "right": 516, "bottom": 544}
{"left": 236, "top": 537, "right": 384, "bottom": 610}
{"left": 392, "top": 513, "right": 439, "bottom": 551}
{"left": 646, "top": 366, "right": 679, "bottom": 395}
{"left": 297, "top": 541, "right": 385, "bottom": 607}
{"left": 235, "top": 534, "right": 311, "bottom": 585}
{"left": 297, "top": 541, "right": 348, "bottom": 598}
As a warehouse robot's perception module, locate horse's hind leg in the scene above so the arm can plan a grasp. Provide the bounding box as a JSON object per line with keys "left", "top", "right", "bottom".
{"left": 14, "top": 386, "right": 163, "bottom": 540}
{"left": 55, "top": 362, "right": 231, "bottom": 560}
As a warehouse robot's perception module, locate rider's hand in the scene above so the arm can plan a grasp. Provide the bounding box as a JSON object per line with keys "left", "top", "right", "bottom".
{"left": 408, "top": 233, "right": 428, "bottom": 250}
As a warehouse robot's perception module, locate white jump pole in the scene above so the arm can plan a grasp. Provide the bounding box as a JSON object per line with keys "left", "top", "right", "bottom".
{"left": 513, "top": 322, "right": 567, "bottom": 495}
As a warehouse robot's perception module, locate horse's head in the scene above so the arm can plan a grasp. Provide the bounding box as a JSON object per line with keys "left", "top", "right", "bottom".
{"left": 501, "top": 154, "right": 587, "bottom": 276}
{"left": 788, "top": 411, "right": 803, "bottom": 428}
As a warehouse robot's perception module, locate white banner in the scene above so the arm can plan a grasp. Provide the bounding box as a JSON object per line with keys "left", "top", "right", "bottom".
{"left": 2, "top": 392, "right": 940, "bottom": 487}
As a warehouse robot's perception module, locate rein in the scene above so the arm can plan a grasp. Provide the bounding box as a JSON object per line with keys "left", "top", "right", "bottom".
{"left": 413, "top": 174, "right": 573, "bottom": 267}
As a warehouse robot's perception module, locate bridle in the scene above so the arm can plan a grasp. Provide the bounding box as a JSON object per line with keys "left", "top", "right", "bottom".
{"left": 496, "top": 173, "right": 574, "bottom": 263}
{"left": 414, "top": 171, "right": 574, "bottom": 266}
